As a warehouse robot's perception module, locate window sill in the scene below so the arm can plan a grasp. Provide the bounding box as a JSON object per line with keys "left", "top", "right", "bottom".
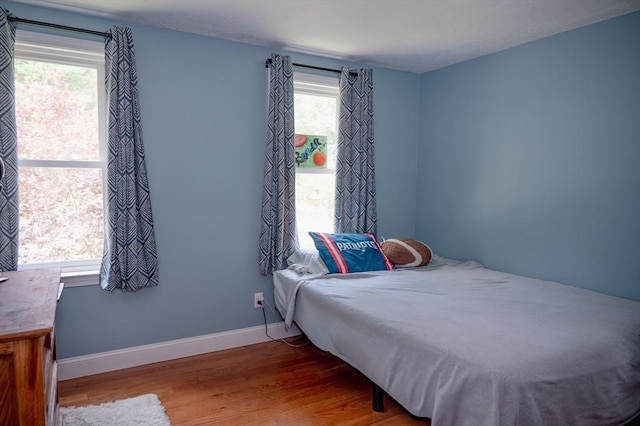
{"left": 19, "top": 260, "right": 101, "bottom": 287}
{"left": 61, "top": 270, "right": 100, "bottom": 287}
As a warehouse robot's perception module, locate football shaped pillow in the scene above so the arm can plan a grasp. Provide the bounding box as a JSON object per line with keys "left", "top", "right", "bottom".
{"left": 381, "top": 238, "right": 432, "bottom": 268}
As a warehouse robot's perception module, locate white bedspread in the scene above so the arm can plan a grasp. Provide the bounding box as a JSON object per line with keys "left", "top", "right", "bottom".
{"left": 273, "top": 257, "right": 640, "bottom": 425}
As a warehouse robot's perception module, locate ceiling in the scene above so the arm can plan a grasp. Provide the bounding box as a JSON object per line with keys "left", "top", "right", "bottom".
{"left": 8, "top": 0, "right": 640, "bottom": 74}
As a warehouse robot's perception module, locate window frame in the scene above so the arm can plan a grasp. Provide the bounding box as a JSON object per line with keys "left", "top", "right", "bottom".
{"left": 13, "top": 30, "right": 107, "bottom": 286}
{"left": 293, "top": 72, "right": 340, "bottom": 245}
{"left": 293, "top": 72, "right": 340, "bottom": 176}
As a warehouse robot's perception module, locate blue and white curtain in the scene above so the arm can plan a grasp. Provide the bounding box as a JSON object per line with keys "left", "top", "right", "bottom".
{"left": 334, "top": 67, "right": 377, "bottom": 234}
{"left": 259, "top": 53, "right": 298, "bottom": 275}
{"left": 100, "top": 26, "right": 158, "bottom": 291}
{"left": 0, "top": 9, "right": 18, "bottom": 272}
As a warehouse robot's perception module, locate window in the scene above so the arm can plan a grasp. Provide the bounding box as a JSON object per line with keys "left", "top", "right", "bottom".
{"left": 293, "top": 73, "right": 339, "bottom": 247}
{"left": 13, "top": 31, "right": 106, "bottom": 276}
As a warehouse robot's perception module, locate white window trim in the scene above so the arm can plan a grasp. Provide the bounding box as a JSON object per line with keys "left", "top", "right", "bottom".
{"left": 15, "top": 30, "right": 104, "bottom": 66}
{"left": 14, "top": 30, "right": 106, "bottom": 286}
{"left": 294, "top": 72, "right": 340, "bottom": 97}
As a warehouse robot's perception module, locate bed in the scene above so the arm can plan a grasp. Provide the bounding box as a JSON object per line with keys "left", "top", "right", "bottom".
{"left": 273, "top": 255, "right": 640, "bottom": 425}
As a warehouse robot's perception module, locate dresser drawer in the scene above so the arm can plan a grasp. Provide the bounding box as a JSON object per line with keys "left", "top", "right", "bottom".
{"left": 0, "top": 341, "right": 19, "bottom": 426}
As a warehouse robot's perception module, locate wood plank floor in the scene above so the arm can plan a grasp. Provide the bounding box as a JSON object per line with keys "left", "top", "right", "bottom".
{"left": 58, "top": 336, "right": 430, "bottom": 425}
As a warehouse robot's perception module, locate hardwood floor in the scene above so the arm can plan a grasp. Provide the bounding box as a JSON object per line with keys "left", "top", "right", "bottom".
{"left": 59, "top": 336, "right": 430, "bottom": 425}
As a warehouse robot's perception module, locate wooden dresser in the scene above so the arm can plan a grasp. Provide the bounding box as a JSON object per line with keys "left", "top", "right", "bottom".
{"left": 0, "top": 269, "right": 63, "bottom": 426}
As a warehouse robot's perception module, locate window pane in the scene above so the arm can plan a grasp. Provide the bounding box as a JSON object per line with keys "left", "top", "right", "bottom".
{"left": 19, "top": 167, "right": 103, "bottom": 264}
{"left": 294, "top": 85, "right": 338, "bottom": 246}
{"left": 294, "top": 93, "right": 337, "bottom": 169}
{"left": 296, "top": 173, "right": 335, "bottom": 247}
{"left": 15, "top": 59, "right": 99, "bottom": 161}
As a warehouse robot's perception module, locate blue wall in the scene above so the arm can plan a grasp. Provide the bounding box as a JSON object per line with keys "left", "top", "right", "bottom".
{"left": 418, "top": 12, "right": 640, "bottom": 300}
{"left": 2, "top": 1, "right": 637, "bottom": 359}
{"left": 0, "top": 1, "right": 420, "bottom": 357}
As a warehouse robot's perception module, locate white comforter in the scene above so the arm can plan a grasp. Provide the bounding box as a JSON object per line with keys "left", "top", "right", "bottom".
{"left": 273, "top": 258, "right": 640, "bottom": 426}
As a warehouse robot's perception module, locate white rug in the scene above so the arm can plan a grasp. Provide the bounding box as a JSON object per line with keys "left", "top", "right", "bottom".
{"left": 61, "top": 393, "right": 171, "bottom": 426}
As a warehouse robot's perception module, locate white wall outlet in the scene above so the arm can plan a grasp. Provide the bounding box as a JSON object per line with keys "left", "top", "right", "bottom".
{"left": 254, "top": 292, "right": 264, "bottom": 308}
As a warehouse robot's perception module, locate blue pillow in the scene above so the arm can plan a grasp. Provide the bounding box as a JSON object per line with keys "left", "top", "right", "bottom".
{"left": 308, "top": 232, "right": 393, "bottom": 274}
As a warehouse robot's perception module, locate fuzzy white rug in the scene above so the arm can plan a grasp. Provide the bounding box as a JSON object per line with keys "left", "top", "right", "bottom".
{"left": 61, "top": 393, "right": 171, "bottom": 426}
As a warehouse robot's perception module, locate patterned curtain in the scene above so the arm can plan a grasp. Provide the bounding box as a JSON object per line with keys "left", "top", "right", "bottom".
{"left": 100, "top": 27, "right": 158, "bottom": 291}
{"left": 259, "top": 53, "right": 298, "bottom": 275}
{"left": 0, "top": 9, "right": 18, "bottom": 271}
{"left": 334, "top": 68, "right": 377, "bottom": 234}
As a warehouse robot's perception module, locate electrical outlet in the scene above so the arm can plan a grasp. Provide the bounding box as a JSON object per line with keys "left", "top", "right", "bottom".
{"left": 254, "top": 292, "right": 264, "bottom": 308}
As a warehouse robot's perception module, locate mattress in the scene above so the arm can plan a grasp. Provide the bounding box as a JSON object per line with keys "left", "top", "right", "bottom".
{"left": 273, "top": 257, "right": 640, "bottom": 425}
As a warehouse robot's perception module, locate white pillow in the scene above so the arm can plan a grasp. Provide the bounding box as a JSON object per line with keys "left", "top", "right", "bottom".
{"left": 287, "top": 248, "right": 330, "bottom": 275}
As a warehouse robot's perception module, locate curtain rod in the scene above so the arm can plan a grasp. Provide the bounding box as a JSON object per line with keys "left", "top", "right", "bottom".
{"left": 7, "top": 16, "right": 111, "bottom": 38}
{"left": 265, "top": 58, "right": 358, "bottom": 76}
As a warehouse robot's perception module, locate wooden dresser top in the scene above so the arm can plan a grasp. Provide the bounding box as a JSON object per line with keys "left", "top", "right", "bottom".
{"left": 0, "top": 269, "right": 61, "bottom": 342}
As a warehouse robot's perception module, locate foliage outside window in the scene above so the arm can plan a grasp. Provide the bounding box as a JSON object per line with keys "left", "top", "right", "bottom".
{"left": 14, "top": 31, "right": 105, "bottom": 275}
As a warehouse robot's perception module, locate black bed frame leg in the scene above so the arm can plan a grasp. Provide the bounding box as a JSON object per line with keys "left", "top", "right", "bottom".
{"left": 372, "top": 383, "right": 384, "bottom": 412}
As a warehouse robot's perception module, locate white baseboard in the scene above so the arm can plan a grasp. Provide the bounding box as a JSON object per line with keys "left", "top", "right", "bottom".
{"left": 58, "top": 322, "right": 301, "bottom": 381}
